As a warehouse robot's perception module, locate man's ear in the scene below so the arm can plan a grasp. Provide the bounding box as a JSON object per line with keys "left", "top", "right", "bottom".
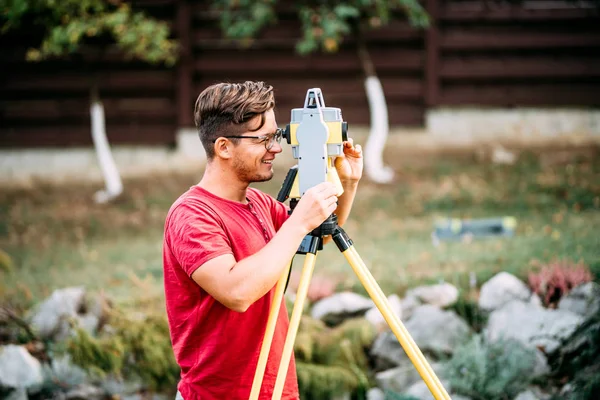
{"left": 214, "top": 138, "right": 233, "bottom": 160}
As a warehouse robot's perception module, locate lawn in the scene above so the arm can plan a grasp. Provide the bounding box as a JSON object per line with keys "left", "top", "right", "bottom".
{"left": 1, "top": 143, "right": 599, "bottom": 311}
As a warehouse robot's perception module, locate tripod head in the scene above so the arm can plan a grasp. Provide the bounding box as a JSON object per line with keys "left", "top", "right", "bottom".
{"left": 277, "top": 88, "right": 348, "bottom": 204}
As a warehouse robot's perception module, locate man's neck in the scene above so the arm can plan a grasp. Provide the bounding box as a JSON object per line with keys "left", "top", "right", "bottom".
{"left": 198, "top": 162, "right": 249, "bottom": 203}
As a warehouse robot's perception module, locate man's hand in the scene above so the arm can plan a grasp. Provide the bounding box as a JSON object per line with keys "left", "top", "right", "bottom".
{"left": 289, "top": 182, "right": 338, "bottom": 233}
{"left": 335, "top": 138, "right": 363, "bottom": 184}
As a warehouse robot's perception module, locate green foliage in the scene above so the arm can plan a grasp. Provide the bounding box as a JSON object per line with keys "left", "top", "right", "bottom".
{"left": 383, "top": 391, "right": 420, "bottom": 400}
{"left": 549, "top": 306, "right": 600, "bottom": 400}
{"left": 0, "top": 248, "right": 13, "bottom": 273}
{"left": 447, "top": 334, "right": 536, "bottom": 400}
{"left": 1, "top": 0, "right": 178, "bottom": 65}
{"left": 448, "top": 294, "right": 488, "bottom": 333}
{"left": 294, "top": 316, "right": 376, "bottom": 399}
{"left": 66, "top": 306, "right": 179, "bottom": 391}
{"left": 211, "top": 0, "right": 429, "bottom": 55}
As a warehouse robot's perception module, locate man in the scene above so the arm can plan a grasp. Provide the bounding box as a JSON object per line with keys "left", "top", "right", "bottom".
{"left": 163, "top": 81, "right": 363, "bottom": 400}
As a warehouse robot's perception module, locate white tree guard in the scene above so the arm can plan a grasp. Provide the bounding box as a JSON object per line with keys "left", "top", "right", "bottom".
{"left": 91, "top": 101, "right": 123, "bottom": 203}
{"left": 364, "top": 76, "right": 394, "bottom": 183}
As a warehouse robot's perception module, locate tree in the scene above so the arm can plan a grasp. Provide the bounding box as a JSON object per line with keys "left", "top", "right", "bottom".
{"left": 1, "top": 0, "right": 178, "bottom": 202}
{"left": 212, "top": 0, "right": 429, "bottom": 183}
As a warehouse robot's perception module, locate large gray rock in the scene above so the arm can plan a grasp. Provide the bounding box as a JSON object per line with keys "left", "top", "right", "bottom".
{"left": 478, "top": 272, "right": 531, "bottom": 311}
{"left": 406, "top": 283, "right": 459, "bottom": 308}
{"left": 29, "top": 287, "right": 86, "bottom": 340}
{"left": 486, "top": 300, "right": 584, "bottom": 355}
{"left": 404, "top": 379, "right": 452, "bottom": 400}
{"left": 370, "top": 305, "right": 471, "bottom": 371}
{"left": 404, "top": 305, "right": 472, "bottom": 354}
{"left": 365, "top": 294, "right": 402, "bottom": 331}
{"left": 0, "top": 345, "right": 44, "bottom": 389}
{"left": 375, "top": 361, "right": 446, "bottom": 393}
{"left": 513, "top": 389, "right": 540, "bottom": 400}
{"left": 558, "top": 282, "right": 600, "bottom": 318}
{"left": 310, "top": 292, "right": 374, "bottom": 321}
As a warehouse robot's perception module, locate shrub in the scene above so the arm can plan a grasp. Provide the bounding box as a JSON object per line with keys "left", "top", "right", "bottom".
{"left": 65, "top": 306, "right": 179, "bottom": 391}
{"left": 549, "top": 306, "right": 600, "bottom": 400}
{"left": 528, "top": 259, "right": 593, "bottom": 307}
{"left": 447, "top": 334, "right": 536, "bottom": 400}
{"left": 295, "top": 316, "right": 377, "bottom": 400}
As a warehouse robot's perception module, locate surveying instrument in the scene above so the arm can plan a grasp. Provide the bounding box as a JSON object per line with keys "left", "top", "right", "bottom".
{"left": 250, "top": 89, "right": 451, "bottom": 400}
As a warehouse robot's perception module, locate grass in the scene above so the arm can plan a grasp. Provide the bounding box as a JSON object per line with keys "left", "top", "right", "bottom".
{"left": 1, "top": 143, "right": 599, "bottom": 310}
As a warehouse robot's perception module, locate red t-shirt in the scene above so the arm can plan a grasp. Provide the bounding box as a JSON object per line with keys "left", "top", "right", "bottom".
{"left": 162, "top": 185, "right": 299, "bottom": 400}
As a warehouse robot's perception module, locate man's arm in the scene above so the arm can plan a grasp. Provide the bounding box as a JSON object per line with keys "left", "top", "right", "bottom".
{"left": 191, "top": 182, "right": 338, "bottom": 312}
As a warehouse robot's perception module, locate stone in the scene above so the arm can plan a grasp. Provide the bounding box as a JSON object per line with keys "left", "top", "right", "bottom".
{"left": 406, "top": 283, "right": 459, "bottom": 308}
{"left": 486, "top": 300, "right": 584, "bottom": 355}
{"left": 404, "top": 305, "right": 472, "bottom": 354}
{"left": 0, "top": 345, "right": 44, "bottom": 389}
{"left": 29, "top": 287, "right": 86, "bottom": 340}
{"left": 365, "top": 294, "right": 402, "bottom": 331}
{"left": 310, "top": 292, "right": 374, "bottom": 321}
{"left": 478, "top": 272, "right": 531, "bottom": 312}
{"left": 558, "top": 282, "right": 600, "bottom": 318}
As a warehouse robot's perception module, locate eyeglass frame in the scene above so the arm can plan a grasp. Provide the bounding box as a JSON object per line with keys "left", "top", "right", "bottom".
{"left": 213, "top": 128, "right": 284, "bottom": 151}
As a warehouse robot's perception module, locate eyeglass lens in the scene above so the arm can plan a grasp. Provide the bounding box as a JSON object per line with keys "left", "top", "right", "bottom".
{"left": 266, "top": 130, "right": 282, "bottom": 150}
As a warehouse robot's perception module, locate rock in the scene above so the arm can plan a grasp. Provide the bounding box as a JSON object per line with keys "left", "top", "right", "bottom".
{"left": 0, "top": 345, "right": 44, "bottom": 389}
{"left": 401, "top": 295, "right": 422, "bottom": 321}
{"left": 365, "top": 294, "right": 402, "bottom": 331}
{"left": 50, "top": 355, "right": 88, "bottom": 387}
{"left": 514, "top": 389, "right": 540, "bottom": 400}
{"left": 29, "top": 287, "right": 86, "bottom": 340}
{"left": 486, "top": 300, "right": 584, "bottom": 355}
{"left": 4, "top": 388, "right": 28, "bottom": 400}
{"left": 310, "top": 292, "right": 374, "bottom": 322}
{"left": 532, "top": 349, "right": 550, "bottom": 378}
{"left": 404, "top": 379, "right": 451, "bottom": 400}
{"left": 558, "top": 282, "right": 600, "bottom": 318}
{"left": 406, "top": 283, "right": 459, "bottom": 308}
{"left": 478, "top": 272, "right": 531, "bottom": 311}
{"left": 64, "top": 384, "right": 104, "bottom": 400}
{"left": 375, "top": 362, "right": 446, "bottom": 393}
{"left": 367, "top": 387, "right": 385, "bottom": 400}
{"left": 404, "top": 305, "right": 472, "bottom": 354}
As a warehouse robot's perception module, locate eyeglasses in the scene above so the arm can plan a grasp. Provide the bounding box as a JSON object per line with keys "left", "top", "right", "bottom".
{"left": 215, "top": 128, "right": 284, "bottom": 151}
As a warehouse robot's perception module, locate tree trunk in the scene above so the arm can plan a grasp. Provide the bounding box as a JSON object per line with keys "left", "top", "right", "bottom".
{"left": 357, "top": 29, "right": 394, "bottom": 184}
{"left": 90, "top": 82, "right": 123, "bottom": 203}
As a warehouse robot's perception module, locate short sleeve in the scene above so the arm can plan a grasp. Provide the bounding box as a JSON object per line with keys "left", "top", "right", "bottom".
{"left": 165, "top": 202, "right": 233, "bottom": 276}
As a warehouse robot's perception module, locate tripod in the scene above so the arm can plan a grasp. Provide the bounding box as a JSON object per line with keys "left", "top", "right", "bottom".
{"left": 249, "top": 170, "right": 451, "bottom": 400}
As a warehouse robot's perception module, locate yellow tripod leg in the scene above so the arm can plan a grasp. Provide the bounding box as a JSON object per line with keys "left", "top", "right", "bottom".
{"left": 272, "top": 253, "right": 318, "bottom": 400}
{"left": 249, "top": 262, "right": 292, "bottom": 400}
{"left": 343, "top": 246, "right": 451, "bottom": 400}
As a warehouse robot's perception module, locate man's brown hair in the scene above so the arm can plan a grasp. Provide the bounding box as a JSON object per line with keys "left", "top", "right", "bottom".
{"left": 194, "top": 81, "right": 275, "bottom": 159}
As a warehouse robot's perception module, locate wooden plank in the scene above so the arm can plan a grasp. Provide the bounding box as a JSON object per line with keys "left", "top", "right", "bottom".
{"left": 440, "top": 1, "right": 598, "bottom": 21}
{"left": 195, "top": 77, "right": 423, "bottom": 103}
{"left": 192, "top": 19, "right": 422, "bottom": 50}
{"left": 194, "top": 49, "right": 424, "bottom": 73}
{"left": 439, "top": 83, "right": 600, "bottom": 106}
{"left": 1, "top": 98, "right": 176, "bottom": 120}
{"left": 440, "top": 56, "right": 600, "bottom": 79}
{"left": 273, "top": 102, "right": 424, "bottom": 126}
{"left": 425, "top": 0, "right": 440, "bottom": 106}
{"left": 176, "top": 0, "right": 194, "bottom": 126}
{"left": 2, "top": 71, "right": 174, "bottom": 93}
{"left": 0, "top": 123, "right": 176, "bottom": 148}
{"left": 441, "top": 30, "right": 600, "bottom": 50}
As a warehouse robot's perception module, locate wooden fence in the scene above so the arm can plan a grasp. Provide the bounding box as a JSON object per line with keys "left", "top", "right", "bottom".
{"left": 1, "top": 0, "right": 599, "bottom": 148}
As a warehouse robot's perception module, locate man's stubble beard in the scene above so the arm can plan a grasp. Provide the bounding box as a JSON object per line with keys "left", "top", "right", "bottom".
{"left": 232, "top": 155, "right": 273, "bottom": 183}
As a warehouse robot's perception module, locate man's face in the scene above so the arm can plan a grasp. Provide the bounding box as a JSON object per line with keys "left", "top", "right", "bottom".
{"left": 231, "top": 109, "right": 282, "bottom": 183}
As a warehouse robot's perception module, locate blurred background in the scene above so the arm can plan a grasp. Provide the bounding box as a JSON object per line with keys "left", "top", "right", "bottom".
{"left": 1, "top": 1, "right": 599, "bottom": 399}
